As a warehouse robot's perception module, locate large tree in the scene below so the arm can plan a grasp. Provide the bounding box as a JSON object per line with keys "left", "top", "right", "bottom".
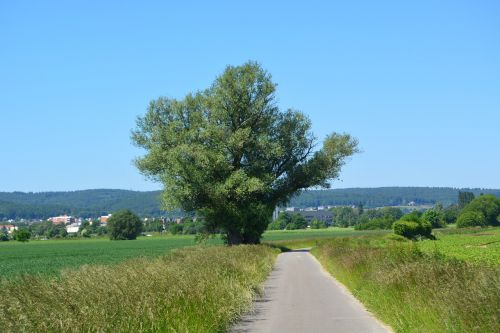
{"left": 108, "top": 210, "right": 143, "bottom": 240}
{"left": 132, "top": 62, "right": 358, "bottom": 244}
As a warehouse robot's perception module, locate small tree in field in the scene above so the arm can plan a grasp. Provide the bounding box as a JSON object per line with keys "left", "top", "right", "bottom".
{"left": 456, "top": 211, "right": 486, "bottom": 228}
{"left": 458, "top": 194, "right": 500, "bottom": 227}
{"left": 286, "top": 214, "right": 308, "bottom": 230}
{"left": 108, "top": 210, "right": 143, "bottom": 240}
{"left": 422, "top": 209, "right": 445, "bottom": 228}
{"left": 132, "top": 62, "right": 358, "bottom": 244}
{"left": 393, "top": 211, "right": 433, "bottom": 240}
{"left": 272, "top": 212, "right": 292, "bottom": 230}
{"left": 13, "top": 228, "right": 31, "bottom": 242}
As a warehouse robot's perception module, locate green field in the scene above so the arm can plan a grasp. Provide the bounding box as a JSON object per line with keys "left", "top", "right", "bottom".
{"left": 3, "top": 226, "right": 496, "bottom": 282}
{"left": 0, "top": 228, "right": 379, "bottom": 279}
{"left": 262, "top": 227, "right": 389, "bottom": 242}
{"left": 0, "top": 235, "right": 222, "bottom": 279}
{"left": 420, "top": 227, "right": 500, "bottom": 265}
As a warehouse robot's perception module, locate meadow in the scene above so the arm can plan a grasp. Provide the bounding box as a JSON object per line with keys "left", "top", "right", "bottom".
{"left": 419, "top": 227, "right": 500, "bottom": 265}
{"left": 262, "top": 227, "right": 389, "bottom": 242}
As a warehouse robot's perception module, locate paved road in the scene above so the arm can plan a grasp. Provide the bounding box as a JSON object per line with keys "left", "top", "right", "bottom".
{"left": 231, "top": 250, "right": 392, "bottom": 333}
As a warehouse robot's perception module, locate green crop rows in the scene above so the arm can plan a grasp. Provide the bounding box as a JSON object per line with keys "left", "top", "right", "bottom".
{"left": 0, "top": 235, "right": 222, "bottom": 279}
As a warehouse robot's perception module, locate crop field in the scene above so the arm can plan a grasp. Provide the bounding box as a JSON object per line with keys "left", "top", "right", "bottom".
{"left": 0, "top": 235, "right": 222, "bottom": 279}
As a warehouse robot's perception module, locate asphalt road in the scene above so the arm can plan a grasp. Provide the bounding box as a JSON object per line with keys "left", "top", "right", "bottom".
{"left": 231, "top": 250, "right": 392, "bottom": 333}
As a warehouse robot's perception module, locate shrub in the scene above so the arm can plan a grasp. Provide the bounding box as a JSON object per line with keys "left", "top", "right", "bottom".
{"left": 0, "top": 231, "right": 9, "bottom": 241}
{"left": 393, "top": 220, "right": 433, "bottom": 240}
{"left": 310, "top": 219, "right": 327, "bottom": 229}
{"left": 422, "top": 209, "right": 445, "bottom": 228}
{"left": 286, "top": 214, "right": 308, "bottom": 230}
{"left": 179, "top": 217, "right": 206, "bottom": 235}
{"left": 267, "top": 219, "right": 285, "bottom": 230}
{"left": 456, "top": 211, "right": 486, "bottom": 228}
{"left": 268, "top": 212, "right": 292, "bottom": 230}
{"left": 355, "top": 217, "right": 393, "bottom": 230}
{"left": 459, "top": 194, "right": 500, "bottom": 227}
{"left": 169, "top": 223, "right": 183, "bottom": 235}
{"left": 400, "top": 210, "right": 422, "bottom": 222}
{"left": 13, "top": 228, "right": 31, "bottom": 242}
{"left": 108, "top": 210, "right": 143, "bottom": 240}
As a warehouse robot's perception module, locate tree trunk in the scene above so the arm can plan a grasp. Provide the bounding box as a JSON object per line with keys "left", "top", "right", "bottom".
{"left": 226, "top": 230, "right": 242, "bottom": 245}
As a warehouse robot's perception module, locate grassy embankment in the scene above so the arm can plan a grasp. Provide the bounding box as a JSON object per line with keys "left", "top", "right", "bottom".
{"left": 0, "top": 245, "right": 277, "bottom": 333}
{"left": 310, "top": 228, "right": 500, "bottom": 333}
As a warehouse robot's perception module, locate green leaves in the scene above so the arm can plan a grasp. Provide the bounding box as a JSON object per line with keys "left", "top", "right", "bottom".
{"left": 108, "top": 210, "right": 143, "bottom": 240}
{"left": 132, "top": 62, "right": 358, "bottom": 243}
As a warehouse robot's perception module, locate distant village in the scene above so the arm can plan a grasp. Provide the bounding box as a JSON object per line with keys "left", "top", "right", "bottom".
{"left": 0, "top": 205, "right": 344, "bottom": 234}
{"left": 1, "top": 201, "right": 422, "bottom": 238}
{"left": 1, "top": 213, "right": 180, "bottom": 236}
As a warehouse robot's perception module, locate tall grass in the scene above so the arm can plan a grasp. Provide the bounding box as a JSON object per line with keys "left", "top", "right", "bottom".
{"left": 0, "top": 245, "right": 277, "bottom": 333}
{"left": 312, "top": 236, "right": 500, "bottom": 333}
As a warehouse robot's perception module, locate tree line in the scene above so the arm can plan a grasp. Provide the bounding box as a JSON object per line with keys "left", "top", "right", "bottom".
{"left": 267, "top": 191, "right": 500, "bottom": 237}
{"left": 2, "top": 187, "right": 499, "bottom": 221}
{"left": 289, "top": 187, "right": 500, "bottom": 208}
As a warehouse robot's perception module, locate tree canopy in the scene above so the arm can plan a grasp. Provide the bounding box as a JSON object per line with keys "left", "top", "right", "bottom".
{"left": 13, "top": 228, "right": 31, "bottom": 242}
{"left": 108, "top": 210, "right": 143, "bottom": 240}
{"left": 457, "top": 194, "right": 500, "bottom": 228}
{"left": 132, "top": 62, "right": 358, "bottom": 244}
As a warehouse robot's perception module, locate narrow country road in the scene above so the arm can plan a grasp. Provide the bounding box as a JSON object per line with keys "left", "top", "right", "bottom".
{"left": 231, "top": 250, "right": 392, "bottom": 333}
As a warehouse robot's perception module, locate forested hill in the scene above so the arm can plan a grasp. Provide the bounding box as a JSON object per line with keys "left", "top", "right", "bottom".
{"left": 289, "top": 187, "right": 500, "bottom": 208}
{"left": 1, "top": 187, "right": 499, "bottom": 220}
{"left": 0, "top": 189, "right": 164, "bottom": 219}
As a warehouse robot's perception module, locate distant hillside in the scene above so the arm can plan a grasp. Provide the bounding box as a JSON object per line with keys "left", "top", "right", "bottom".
{"left": 1, "top": 187, "right": 499, "bottom": 220}
{"left": 289, "top": 187, "right": 500, "bottom": 208}
{"left": 0, "top": 189, "right": 164, "bottom": 219}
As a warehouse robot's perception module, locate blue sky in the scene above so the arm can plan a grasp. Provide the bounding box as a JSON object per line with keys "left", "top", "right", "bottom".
{"left": 1, "top": 0, "right": 499, "bottom": 192}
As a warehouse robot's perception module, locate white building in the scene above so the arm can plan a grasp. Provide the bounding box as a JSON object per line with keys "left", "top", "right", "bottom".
{"left": 66, "top": 224, "right": 80, "bottom": 234}
{"left": 1, "top": 225, "right": 18, "bottom": 234}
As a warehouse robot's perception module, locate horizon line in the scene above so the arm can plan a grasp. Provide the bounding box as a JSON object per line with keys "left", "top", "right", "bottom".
{"left": 1, "top": 186, "right": 499, "bottom": 194}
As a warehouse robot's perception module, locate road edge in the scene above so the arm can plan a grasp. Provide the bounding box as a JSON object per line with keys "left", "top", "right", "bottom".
{"left": 308, "top": 252, "right": 394, "bottom": 333}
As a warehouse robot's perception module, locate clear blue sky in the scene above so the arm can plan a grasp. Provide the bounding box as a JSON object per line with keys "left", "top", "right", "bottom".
{"left": 1, "top": 0, "right": 499, "bottom": 192}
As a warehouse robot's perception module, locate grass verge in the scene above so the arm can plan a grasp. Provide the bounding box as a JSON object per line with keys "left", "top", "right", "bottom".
{"left": 312, "top": 235, "right": 499, "bottom": 332}
{"left": 0, "top": 245, "right": 277, "bottom": 333}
